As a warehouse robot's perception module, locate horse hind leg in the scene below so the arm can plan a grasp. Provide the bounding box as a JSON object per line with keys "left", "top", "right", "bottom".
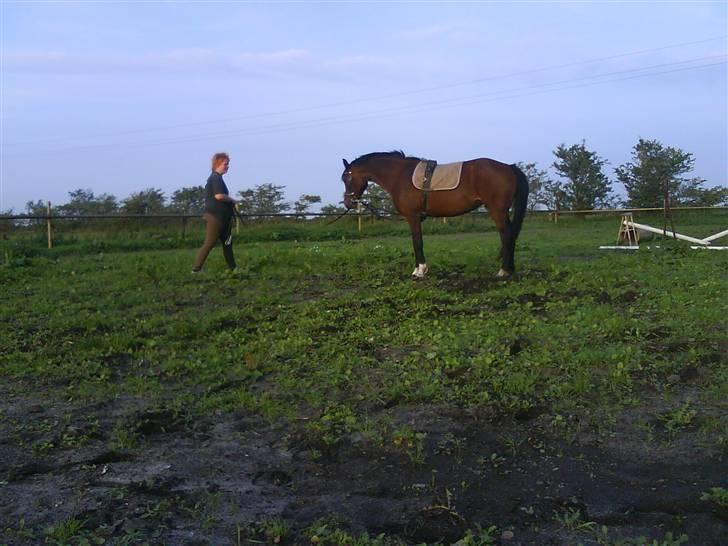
{"left": 491, "top": 209, "right": 515, "bottom": 278}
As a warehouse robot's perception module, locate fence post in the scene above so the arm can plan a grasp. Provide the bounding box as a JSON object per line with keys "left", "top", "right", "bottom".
{"left": 357, "top": 201, "right": 362, "bottom": 233}
{"left": 47, "top": 201, "right": 53, "bottom": 249}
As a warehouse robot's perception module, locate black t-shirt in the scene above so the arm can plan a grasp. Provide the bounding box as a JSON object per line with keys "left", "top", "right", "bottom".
{"left": 204, "top": 172, "right": 233, "bottom": 222}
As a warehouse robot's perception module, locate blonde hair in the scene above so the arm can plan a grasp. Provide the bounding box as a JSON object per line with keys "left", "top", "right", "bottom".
{"left": 211, "top": 152, "right": 230, "bottom": 170}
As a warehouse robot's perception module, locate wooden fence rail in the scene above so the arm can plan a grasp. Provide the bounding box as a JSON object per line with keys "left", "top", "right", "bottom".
{"left": 1, "top": 205, "right": 725, "bottom": 250}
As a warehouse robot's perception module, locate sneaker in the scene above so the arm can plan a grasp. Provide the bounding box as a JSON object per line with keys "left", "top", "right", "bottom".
{"left": 191, "top": 268, "right": 202, "bottom": 274}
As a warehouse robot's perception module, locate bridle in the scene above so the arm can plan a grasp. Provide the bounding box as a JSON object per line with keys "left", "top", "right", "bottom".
{"left": 342, "top": 169, "right": 365, "bottom": 206}
{"left": 327, "top": 171, "right": 362, "bottom": 225}
{"left": 341, "top": 169, "right": 390, "bottom": 219}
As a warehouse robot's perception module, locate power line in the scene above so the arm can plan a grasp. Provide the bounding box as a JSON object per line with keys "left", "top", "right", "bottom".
{"left": 8, "top": 57, "right": 725, "bottom": 154}
{"left": 139, "top": 58, "right": 728, "bottom": 142}
{"left": 4, "top": 54, "right": 724, "bottom": 155}
{"left": 4, "top": 35, "right": 726, "bottom": 147}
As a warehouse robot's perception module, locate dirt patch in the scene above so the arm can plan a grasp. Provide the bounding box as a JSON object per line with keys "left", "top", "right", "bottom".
{"left": 0, "top": 383, "right": 726, "bottom": 545}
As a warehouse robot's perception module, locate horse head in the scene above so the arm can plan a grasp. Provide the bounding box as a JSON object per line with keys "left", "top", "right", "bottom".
{"left": 341, "top": 158, "right": 369, "bottom": 209}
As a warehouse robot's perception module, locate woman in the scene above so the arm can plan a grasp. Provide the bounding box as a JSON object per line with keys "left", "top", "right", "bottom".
{"left": 192, "top": 152, "right": 237, "bottom": 273}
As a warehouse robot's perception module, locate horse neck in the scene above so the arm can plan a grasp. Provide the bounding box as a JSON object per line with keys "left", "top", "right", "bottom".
{"left": 360, "top": 157, "right": 412, "bottom": 193}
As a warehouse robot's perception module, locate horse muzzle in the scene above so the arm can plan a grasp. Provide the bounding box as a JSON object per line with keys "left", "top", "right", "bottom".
{"left": 343, "top": 192, "right": 359, "bottom": 210}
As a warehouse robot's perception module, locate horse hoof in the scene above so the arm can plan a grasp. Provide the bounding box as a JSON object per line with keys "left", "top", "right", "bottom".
{"left": 496, "top": 269, "right": 512, "bottom": 280}
{"left": 411, "top": 264, "right": 429, "bottom": 279}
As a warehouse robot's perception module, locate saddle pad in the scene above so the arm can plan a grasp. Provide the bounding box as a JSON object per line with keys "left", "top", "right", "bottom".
{"left": 412, "top": 160, "right": 464, "bottom": 191}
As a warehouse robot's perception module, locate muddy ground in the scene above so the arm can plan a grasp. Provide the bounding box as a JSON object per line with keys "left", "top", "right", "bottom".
{"left": 1, "top": 377, "right": 726, "bottom": 546}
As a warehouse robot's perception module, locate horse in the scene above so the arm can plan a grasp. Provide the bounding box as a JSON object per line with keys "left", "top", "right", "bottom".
{"left": 340, "top": 151, "right": 529, "bottom": 279}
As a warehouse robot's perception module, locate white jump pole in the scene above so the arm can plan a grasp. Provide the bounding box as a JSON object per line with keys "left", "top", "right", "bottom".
{"left": 599, "top": 246, "right": 639, "bottom": 250}
{"left": 625, "top": 220, "right": 709, "bottom": 245}
{"left": 700, "top": 229, "right": 728, "bottom": 244}
{"left": 690, "top": 246, "right": 728, "bottom": 250}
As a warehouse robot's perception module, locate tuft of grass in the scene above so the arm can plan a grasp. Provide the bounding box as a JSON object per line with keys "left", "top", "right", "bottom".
{"left": 660, "top": 401, "right": 698, "bottom": 437}
{"left": 700, "top": 487, "right": 728, "bottom": 508}
{"left": 109, "top": 421, "right": 138, "bottom": 450}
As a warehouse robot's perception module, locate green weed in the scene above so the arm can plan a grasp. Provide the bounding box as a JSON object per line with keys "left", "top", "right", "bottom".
{"left": 700, "top": 486, "right": 728, "bottom": 508}
{"left": 660, "top": 401, "right": 698, "bottom": 436}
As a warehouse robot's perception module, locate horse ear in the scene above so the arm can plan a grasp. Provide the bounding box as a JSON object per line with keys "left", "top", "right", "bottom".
{"left": 342, "top": 159, "right": 350, "bottom": 169}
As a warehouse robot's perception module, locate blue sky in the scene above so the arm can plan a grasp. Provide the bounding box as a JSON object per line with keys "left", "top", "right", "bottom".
{"left": 1, "top": 1, "right": 726, "bottom": 212}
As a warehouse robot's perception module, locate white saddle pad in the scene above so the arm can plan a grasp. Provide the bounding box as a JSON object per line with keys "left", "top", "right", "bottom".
{"left": 412, "top": 161, "right": 464, "bottom": 191}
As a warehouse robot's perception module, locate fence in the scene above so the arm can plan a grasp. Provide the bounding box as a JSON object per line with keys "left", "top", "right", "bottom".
{"left": 1, "top": 203, "right": 725, "bottom": 249}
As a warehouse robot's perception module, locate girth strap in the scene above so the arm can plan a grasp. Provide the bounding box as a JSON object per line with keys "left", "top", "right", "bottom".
{"left": 421, "top": 159, "right": 437, "bottom": 219}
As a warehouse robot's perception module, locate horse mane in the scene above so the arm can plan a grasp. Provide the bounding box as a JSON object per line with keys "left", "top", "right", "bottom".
{"left": 351, "top": 150, "right": 421, "bottom": 165}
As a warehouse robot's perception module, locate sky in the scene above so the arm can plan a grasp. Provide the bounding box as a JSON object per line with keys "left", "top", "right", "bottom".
{"left": 1, "top": 0, "right": 726, "bottom": 213}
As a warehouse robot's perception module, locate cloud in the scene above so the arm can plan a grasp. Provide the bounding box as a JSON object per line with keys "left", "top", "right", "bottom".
{"left": 2, "top": 48, "right": 310, "bottom": 75}
{"left": 236, "top": 49, "right": 308, "bottom": 63}
{"left": 396, "top": 24, "right": 455, "bottom": 41}
{"left": 2, "top": 47, "right": 433, "bottom": 84}
{"left": 322, "top": 55, "right": 397, "bottom": 71}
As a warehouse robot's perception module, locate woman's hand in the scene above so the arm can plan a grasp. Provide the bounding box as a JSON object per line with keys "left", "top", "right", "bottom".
{"left": 214, "top": 193, "right": 236, "bottom": 204}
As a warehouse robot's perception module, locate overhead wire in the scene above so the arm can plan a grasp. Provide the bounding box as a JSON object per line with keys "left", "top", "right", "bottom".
{"left": 4, "top": 34, "right": 726, "bottom": 147}
{"left": 5, "top": 52, "right": 725, "bottom": 156}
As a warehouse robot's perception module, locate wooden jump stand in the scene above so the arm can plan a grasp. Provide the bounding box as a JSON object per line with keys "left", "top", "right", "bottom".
{"left": 616, "top": 213, "right": 639, "bottom": 246}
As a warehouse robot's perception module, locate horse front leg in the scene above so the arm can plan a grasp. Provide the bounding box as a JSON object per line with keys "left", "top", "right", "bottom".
{"left": 406, "top": 216, "right": 428, "bottom": 278}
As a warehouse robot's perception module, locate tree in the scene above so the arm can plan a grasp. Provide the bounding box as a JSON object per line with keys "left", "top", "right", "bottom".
{"left": 57, "top": 188, "right": 118, "bottom": 216}
{"left": 121, "top": 188, "right": 166, "bottom": 214}
{"left": 236, "top": 189, "right": 256, "bottom": 217}
{"left": 236, "top": 183, "right": 290, "bottom": 219}
{"left": 320, "top": 203, "right": 346, "bottom": 215}
{"left": 25, "top": 200, "right": 47, "bottom": 221}
{"left": 293, "top": 194, "right": 322, "bottom": 217}
{"left": 552, "top": 141, "right": 614, "bottom": 210}
{"left": 170, "top": 185, "right": 206, "bottom": 214}
{"left": 362, "top": 184, "right": 397, "bottom": 215}
{"left": 514, "top": 162, "right": 554, "bottom": 211}
{"left": 678, "top": 184, "right": 728, "bottom": 207}
{"left": 0, "top": 208, "right": 15, "bottom": 232}
{"left": 25, "top": 200, "right": 47, "bottom": 216}
{"left": 615, "top": 138, "right": 727, "bottom": 207}
{"left": 23, "top": 200, "right": 48, "bottom": 226}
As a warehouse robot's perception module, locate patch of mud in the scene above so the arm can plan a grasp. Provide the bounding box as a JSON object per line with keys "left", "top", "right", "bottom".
{"left": 1, "top": 382, "right": 726, "bottom": 545}
{"left": 432, "top": 268, "right": 500, "bottom": 294}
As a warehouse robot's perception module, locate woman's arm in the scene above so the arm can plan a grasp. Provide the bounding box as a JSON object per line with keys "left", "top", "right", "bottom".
{"left": 214, "top": 193, "right": 236, "bottom": 203}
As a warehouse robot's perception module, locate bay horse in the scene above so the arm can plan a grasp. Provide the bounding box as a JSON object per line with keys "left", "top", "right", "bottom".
{"left": 340, "top": 151, "right": 529, "bottom": 279}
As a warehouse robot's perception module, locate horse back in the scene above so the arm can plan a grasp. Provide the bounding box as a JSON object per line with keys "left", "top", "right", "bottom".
{"left": 461, "top": 158, "right": 519, "bottom": 200}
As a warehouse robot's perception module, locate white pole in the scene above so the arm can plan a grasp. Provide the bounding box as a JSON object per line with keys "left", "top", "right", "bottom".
{"left": 690, "top": 246, "right": 728, "bottom": 250}
{"left": 625, "top": 220, "right": 708, "bottom": 245}
{"left": 700, "top": 229, "right": 728, "bottom": 244}
{"left": 599, "top": 246, "right": 639, "bottom": 250}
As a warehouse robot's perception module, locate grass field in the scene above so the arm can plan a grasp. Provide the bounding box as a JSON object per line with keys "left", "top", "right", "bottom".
{"left": 1, "top": 211, "right": 727, "bottom": 545}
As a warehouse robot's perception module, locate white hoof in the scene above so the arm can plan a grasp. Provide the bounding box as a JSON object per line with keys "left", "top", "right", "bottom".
{"left": 496, "top": 268, "right": 511, "bottom": 279}
{"left": 411, "top": 263, "right": 429, "bottom": 278}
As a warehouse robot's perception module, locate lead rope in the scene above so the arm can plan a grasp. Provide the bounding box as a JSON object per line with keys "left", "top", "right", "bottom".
{"left": 326, "top": 207, "right": 352, "bottom": 225}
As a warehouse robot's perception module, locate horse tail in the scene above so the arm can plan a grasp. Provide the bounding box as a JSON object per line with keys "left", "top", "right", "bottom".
{"left": 509, "top": 164, "right": 529, "bottom": 241}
